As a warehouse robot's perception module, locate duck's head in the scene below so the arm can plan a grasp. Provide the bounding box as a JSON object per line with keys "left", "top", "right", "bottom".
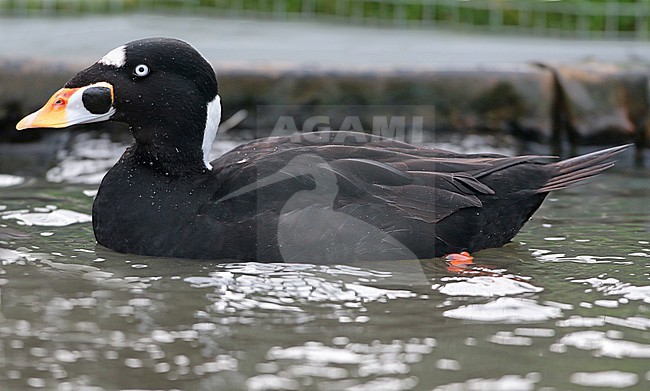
{"left": 17, "top": 37, "right": 221, "bottom": 169}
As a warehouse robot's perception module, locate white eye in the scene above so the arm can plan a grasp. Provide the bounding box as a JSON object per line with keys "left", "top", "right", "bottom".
{"left": 134, "top": 64, "right": 150, "bottom": 77}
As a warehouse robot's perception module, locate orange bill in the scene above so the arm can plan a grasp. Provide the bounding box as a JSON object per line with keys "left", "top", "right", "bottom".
{"left": 17, "top": 88, "right": 80, "bottom": 130}
{"left": 16, "top": 82, "right": 115, "bottom": 131}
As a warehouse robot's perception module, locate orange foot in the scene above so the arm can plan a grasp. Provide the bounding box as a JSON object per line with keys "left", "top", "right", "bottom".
{"left": 445, "top": 251, "right": 475, "bottom": 273}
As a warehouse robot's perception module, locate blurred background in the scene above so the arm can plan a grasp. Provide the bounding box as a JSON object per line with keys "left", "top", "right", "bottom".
{"left": 1, "top": 0, "right": 649, "bottom": 40}
{"left": 0, "top": 0, "right": 648, "bottom": 162}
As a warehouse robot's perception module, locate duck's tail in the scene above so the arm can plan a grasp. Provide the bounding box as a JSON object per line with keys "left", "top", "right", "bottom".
{"left": 538, "top": 144, "right": 631, "bottom": 193}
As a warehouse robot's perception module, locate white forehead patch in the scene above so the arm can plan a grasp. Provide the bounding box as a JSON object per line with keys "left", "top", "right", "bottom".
{"left": 98, "top": 45, "right": 126, "bottom": 67}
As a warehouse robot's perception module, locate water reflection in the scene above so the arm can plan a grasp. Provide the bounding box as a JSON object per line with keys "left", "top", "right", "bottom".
{"left": 44, "top": 132, "right": 243, "bottom": 185}
{"left": 434, "top": 373, "right": 541, "bottom": 391}
{"left": 45, "top": 133, "right": 125, "bottom": 185}
{"left": 438, "top": 276, "right": 542, "bottom": 297}
{"left": 573, "top": 277, "right": 650, "bottom": 304}
{"left": 443, "top": 298, "right": 563, "bottom": 323}
{"left": 255, "top": 338, "right": 432, "bottom": 389}
{"left": 0, "top": 175, "right": 25, "bottom": 188}
{"left": 559, "top": 330, "right": 650, "bottom": 358}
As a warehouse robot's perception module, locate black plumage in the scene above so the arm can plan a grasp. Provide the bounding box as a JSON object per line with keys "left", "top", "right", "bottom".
{"left": 18, "top": 38, "right": 628, "bottom": 262}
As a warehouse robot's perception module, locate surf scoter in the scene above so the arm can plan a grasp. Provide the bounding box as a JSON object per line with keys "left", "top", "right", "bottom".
{"left": 17, "top": 37, "right": 628, "bottom": 262}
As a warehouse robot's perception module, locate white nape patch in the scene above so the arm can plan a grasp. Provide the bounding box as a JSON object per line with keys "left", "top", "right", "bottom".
{"left": 98, "top": 45, "right": 126, "bottom": 67}
{"left": 202, "top": 95, "right": 222, "bottom": 170}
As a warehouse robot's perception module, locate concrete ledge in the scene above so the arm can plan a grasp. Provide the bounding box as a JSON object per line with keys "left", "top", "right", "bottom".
{"left": 0, "top": 59, "right": 647, "bottom": 162}
{"left": 220, "top": 64, "right": 554, "bottom": 139}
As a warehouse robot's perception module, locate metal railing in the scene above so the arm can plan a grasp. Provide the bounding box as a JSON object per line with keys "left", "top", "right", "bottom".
{"left": 1, "top": 0, "right": 648, "bottom": 40}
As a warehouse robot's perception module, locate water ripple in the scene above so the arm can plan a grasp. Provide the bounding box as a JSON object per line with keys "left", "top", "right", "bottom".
{"left": 46, "top": 133, "right": 125, "bottom": 184}
{"left": 443, "top": 298, "right": 563, "bottom": 323}
{"left": 572, "top": 277, "right": 650, "bottom": 304}
{"left": 570, "top": 371, "right": 638, "bottom": 388}
{"left": 44, "top": 132, "right": 244, "bottom": 184}
{"left": 0, "top": 174, "right": 25, "bottom": 187}
{"left": 434, "top": 373, "right": 541, "bottom": 391}
{"left": 253, "top": 338, "right": 435, "bottom": 390}
{"left": 185, "top": 263, "right": 417, "bottom": 319}
{"left": 559, "top": 330, "right": 650, "bottom": 358}
{"left": 1, "top": 206, "right": 91, "bottom": 227}
{"left": 438, "top": 276, "right": 543, "bottom": 297}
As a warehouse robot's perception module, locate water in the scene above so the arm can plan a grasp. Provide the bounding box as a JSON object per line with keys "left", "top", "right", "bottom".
{"left": 1, "top": 131, "right": 649, "bottom": 390}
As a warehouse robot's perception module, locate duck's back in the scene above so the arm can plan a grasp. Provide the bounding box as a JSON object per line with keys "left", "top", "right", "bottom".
{"left": 202, "top": 132, "right": 603, "bottom": 261}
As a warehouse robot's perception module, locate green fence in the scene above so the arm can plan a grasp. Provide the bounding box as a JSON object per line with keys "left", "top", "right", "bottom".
{"left": 1, "top": 0, "right": 648, "bottom": 40}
